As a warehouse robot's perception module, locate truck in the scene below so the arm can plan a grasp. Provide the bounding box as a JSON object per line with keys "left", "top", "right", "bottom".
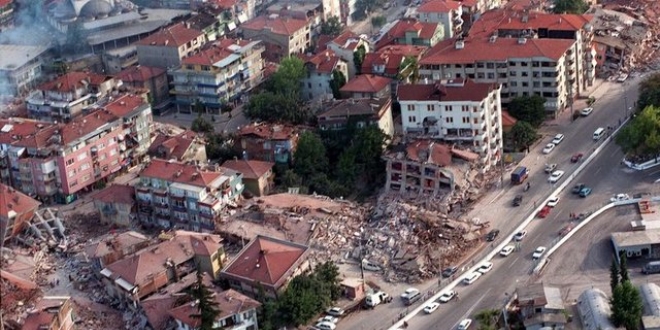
{"left": 511, "top": 166, "right": 529, "bottom": 185}
{"left": 642, "top": 261, "right": 660, "bottom": 274}
{"left": 365, "top": 291, "right": 392, "bottom": 308}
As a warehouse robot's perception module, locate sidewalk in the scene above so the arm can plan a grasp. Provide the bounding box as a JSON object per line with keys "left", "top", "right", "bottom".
{"left": 545, "top": 78, "right": 610, "bottom": 127}
{"left": 156, "top": 105, "right": 249, "bottom": 134}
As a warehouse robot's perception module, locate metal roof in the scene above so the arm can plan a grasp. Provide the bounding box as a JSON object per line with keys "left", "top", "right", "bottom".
{"left": 577, "top": 289, "right": 620, "bottom": 330}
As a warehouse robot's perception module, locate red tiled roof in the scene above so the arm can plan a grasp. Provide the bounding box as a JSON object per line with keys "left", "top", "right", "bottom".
{"left": 238, "top": 123, "right": 298, "bottom": 141}
{"left": 115, "top": 65, "right": 165, "bottom": 83}
{"left": 418, "top": 0, "right": 461, "bottom": 13}
{"left": 0, "top": 183, "right": 40, "bottom": 219}
{"left": 470, "top": 9, "right": 593, "bottom": 39}
{"left": 141, "top": 295, "right": 179, "bottom": 330}
{"left": 60, "top": 110, "right": 119, "bottom": 145}
{"left": 329, "top": 30, "right": 361, "bottom": 50}
{"left": 140, "top": 159, "right": 226, "bottom": 188}
{"left": 362, "top": 45, "right": 427, "bottom": 76}
{"left": 0, "top": 119, "right": 59, "bottom": 149}
{"left": 300, "top": 50, "right": 342, "bottom": 74}
{"left": 0, "top": 0, "right": 13, "bottom": 8}
{"left": 212, "top": 0, "right": 238, "bottom": 9}
{"left": 135, "top": 23, "right": 204, "bottom": 47}
{"left": 0, "top": 270, "right": 38, "bottom": 290}
{"left": 240, "top": 15, "right": 308, "bottom": 36}
{"left": 220, "top": 160, "right": 274, "bottom": 180}
{"left": 398, "top": 79, "right": 497, "bottom": 102}
{"left": 182, "top": 38, "right": 252, "bottom": 66}
{"left": 420, "top": 36, "right": 575, "bottom": 65}
{"left": 104, "top": 94, "right": 148, "bottom": 118}
{"left": 315, "top": 35, "right": 333, "bottom": 51}
{"left": 340, "top": 74, "right": 392, "bottom": 93}
{"left": 222, "top": 235, "right": 308, "bottom": 286}
{"left": 168, "top": 289, "right": 261, "bottom": 328}
{"left": 148, "top": 131, "right": 197, "bottom": 161}
{"left": 90, "top": 184, "right": 135, "bottom": 205}
{"left": 84, "top": 231, "right": 150, "bottom": 259}
{"left": 38, "top": 71, "right": 112, "bottom": 94}
{"left": 501, "top": 110, "right": 518, "bottom": 127}
{"left": 376, "top": 19, "right": 439, "bottom": 49}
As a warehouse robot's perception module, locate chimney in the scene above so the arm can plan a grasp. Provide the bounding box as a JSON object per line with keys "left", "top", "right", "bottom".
{"left": 455, "top": 40, "right": 465, "bottom": 49}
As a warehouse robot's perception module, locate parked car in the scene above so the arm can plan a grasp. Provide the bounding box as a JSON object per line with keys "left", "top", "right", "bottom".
{"left": 610, "top": 193, "right": 631, "bottom": 202}
{"left": 571, "top": 153, "right": 584, "bottom": 162}
{"left": 315, "top": 321, "right": 337, "bottom": 330}
{"left": 458, "top": 318, "right": 473, "bottom": 330}
{"left": 537, "top": 206, "right": 551, "bottom": 218}
{"left": 486, "top": 229, "right": 500, "bottom": 241}
{"left": 438, "top": 290, "right": 456, "bottom": 303}
{"left": 500, "top": 245, "right": 515, "bottom": 257}
{"left": 441, "top": 266, "right": 458, "bottom": 278}
{"left": 552, "top": 133, "right": 565, "bottom": 145}
{"left": 542, "top": 143, "right": 556, "bottom": 154}
{"left": 513, "top": 195, "right": 523, "bottom": 207}
{"left": 572, "top": 183, "right": 586, "bottom": 194}
{"left": 424, "top": 302, "right": 441, "bottom": 314}
{"left": 580, "top": 107, "right": 594, "bottom": 116}
{"left": 514, "top": 230, "right": 527, "bottom": 241}
{"left": 548, "top": 170, "right": 565, "bottom": 183}
{"left": 579, "top": 187, "right": 593, "bottom": 197}
{"left": 317, "top": 316, "right": 339, "bottom": 324}
{"left": 325, "top": 307, "right": 345, "bottom": 317}
{"left": 400, "top": 288, "right": 419, "bottom": 300}
{"left": 462, "top": 272, "right": 482, "bottom": 285}
{"left": 544, "top": 163, "right": 557, "bottom": 173}
{"left": 546, "top": 196, "right": 560, "bottom": 207}
{"left": 477, "top": 262, "right": 493, "bottom": 274}
{"left": 532, "top": 246, "right": 547, "bottom": 260}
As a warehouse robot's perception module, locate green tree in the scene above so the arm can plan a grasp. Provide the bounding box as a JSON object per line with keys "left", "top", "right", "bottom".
{"left": 329, "top": 69, "right": 347, "bottom": 99}
{"left": 610, "top": 257, "right": 620, "bottom": 293}
{"left": 615, "top": 106, "right": 660, "bottom": 156}
{"left": 205, "top": 133, "right": 240, "bottom": 162}
{"left": 611, "top": 281, "right": 644, "bottom": 330}
{"left": 619, "top": 253, "right": 630, "bottom": 282}
{"left": 510, "top": 121, "right": 537, "bottom": 152}
{"left": 553, "top": 0, "right": 589, "bottom": 14}
{"left": 320, "top": 16, "right": 343, "bottom": 37}
{"left": 191, "top": 117, "right": 214, "bottom": 133}
{"left": 353, "top": 45, "right": 367, "bottom": 75}
{"left": 269, "top": 56, "right": 307, "bottom": 98}
{"left": 244, "top": 92, "right": 311, "bottom": 124}
{"left": 294, "top": 132, "right": 329, "bottom": 181}
{"left": 398, "top": 56, "right": 420, "bottom": 83}
{"left": 188, "top": 270, "right": 220, "bottom": 330}
{"left": 336, "top": 147, "right": 359, "bottom": 187}
{"left": 315, "top": 261, "right": 343, "bottom": 301}
{"left": 507, "top": 95, "right": 547, "bottom": 127}
{"left": 371, "top": 15, "right": 386, "bottom": 29}
{"left": 475, "top": 308, "right": 500, "bottom": 330}
{"left": 638, "top": 73, "right": 660, "bottom": 111}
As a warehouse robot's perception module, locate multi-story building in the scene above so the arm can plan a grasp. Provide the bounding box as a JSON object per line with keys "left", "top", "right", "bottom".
{"left": 134, "top": 23, "right": 207, "bottom": 69}
{"left": 416, "top": 0, "right": 463, "bottom": 39}
{"left": 317, "top": 97, "right": 395, "bottom": 138}
{"left": 339, "top": 0, "right": 358, "bottom": 25}
{"left": 135, "top": 159, "right": 243, "bottom": 231}
{"left": 103, "top": 46, "right": 138, "bottom": 74}
{"left": 236, "top": 123, "right": 300, "bottom": 164}
{"left": 148, "top": 130, "right": 207, "bottom": 163}
{"left": 169, "top": 289, "right": 261, "bottom": 330}
{"left": 267, "top": 1, "right": 324, "bottom": 32}
{"left": 115, "top": 65, "right": 169, "bottom": 106}
{"left": 0, "top": 183, "right": 40, "bottom": 243}
{"left": 419, "top": 35, "right": 577, "bottom": 115}
{"left": 340, "top": 74, "right": 393, "bottom": 99}
{"left": 0, "top": 0, "right": 14, "bottom": 32}
{"left": 26, "top": 71, "right": 120, "bottom": 122}
{"left": 397, "top": 78, "right": 503, "bottom": 167}
{"left": 362, "top": 45, "right": 428, "bottom": 79}
{"left": 91, "top": 184, "right": 137, "bottom": 227}
{"left": 84, "top": 230, "right": 151, "bottom": 270}
{"left": 324, "top": 31, "right": 370, "bottom": 79}
{"left": 220, "top": 159, "right": 274, "bottom": 196}
{"left": 469, "top": 9, "right": 596, "bottom": 96}
{"left": 169, "top": 38, "right": 265, "bottom": 114}
{"left": 300, "top": 50, "right": 348, "bottom": 101}
{"left": 375, "top": 19, "right": 444, "bottom": 50}
{"left": 0, "top": 45, "right": 49, "bottom": 97}
{"left": 21, "top": 296, "right": 76, "bottom": 330}
{"left": 239, "top": 14, "right": 310, "bottom": 62}
{"left": 102, "top": 93, "right": 154, "bottom": 161}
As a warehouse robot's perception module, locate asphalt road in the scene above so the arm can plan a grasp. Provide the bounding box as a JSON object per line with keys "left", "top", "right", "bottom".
{"left": 338, "top": 76, "right": 646, "bottom": 330}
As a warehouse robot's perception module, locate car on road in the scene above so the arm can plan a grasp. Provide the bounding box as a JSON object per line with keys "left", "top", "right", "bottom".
{"left": 477, "top": 262, "right": 493, "bottom": 274}
{"left": 542, "top": 143, "right": 556, "bottom": 154}
{"left": 462, "top": 272, "right": 482, "bottom": 285}
{"left": 537, "top": 206, "right": 551, "bottom": 218}
{"left": 610, "top": 193, "right": 631, "bottom": 202}
{"left": 325, "top": 307, "right": 345, "bottom": 317}
{"left": 580, "top": 107, "right": 594, "bottom": 116}
{"left": 458, "top": 318, "right": 473, "bottom": 330}
{"left": 571, "top": 153, "right": 584, "bottom": 162}
{"left": 424, "top": 302, "right": 441, "bottom": 314}
{"left": 400, "top": 288, "right": 419, "bottom": 300}
{"left": 544, "top": 163, "right": 557, "bottom": 173}
{"left": 500, "top": 245, "right": 515, "bottom": 257}
{"left": 552, "top": 133, "right": 565, "bottom": 145}
{"left": 513, "top": 195, "right": 523, "bottom": 207}
{"left": 546, "top": 196, "right": 560, "bottom": 207}
{"left": 548, "top": 170, "right": 565, "bottom": 183}
{"left": 315, "top": 321, "right": 337, "bottom": 330}
{"left": 317, "top": 316, "right": 339, "bottom": 324}
{"left": 572, "top": 183, "right": 586, "bottom": 194}
{"left": 486, "top": 229, "right": 500, "bottom": 241}
{"left": 438, "top": 290, "right": 456, "bottom": 303}
{"left": 442, "top": 266, "right": 458, "bottom": 278}
{"left": 514, "top": 230, "right": 528, "bottom": 241}
{"left": 579, "top": 187, "right": 593, "bottom": 197}
{"left": 532, "top": 246, "right": 547, "bottom": 260}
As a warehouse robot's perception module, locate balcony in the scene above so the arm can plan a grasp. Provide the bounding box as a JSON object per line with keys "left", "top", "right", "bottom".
{"left": 171, "top": 204, "right": 186, "bottom": 212}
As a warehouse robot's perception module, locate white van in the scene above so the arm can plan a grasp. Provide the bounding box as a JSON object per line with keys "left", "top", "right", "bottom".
{"left": 593, "top": 127, "right": 605, "bottom": 141}
{"left": 462, "top": 272, "right": 481, "bottom": 285}
{"left": 642, "top": 261, "right": 660, "bottom": 274}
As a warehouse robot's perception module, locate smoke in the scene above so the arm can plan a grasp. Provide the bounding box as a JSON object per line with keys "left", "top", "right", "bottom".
{"left": 0, "top": 0, "right": 58, "bottom": 46}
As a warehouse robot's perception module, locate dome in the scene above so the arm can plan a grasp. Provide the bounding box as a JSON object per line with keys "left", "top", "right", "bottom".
{"left": 79, "top": 0, "right": 113, "bottom": 18}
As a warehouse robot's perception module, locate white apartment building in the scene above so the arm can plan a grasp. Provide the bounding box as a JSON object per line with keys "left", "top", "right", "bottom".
{"left": 419, "top": 35, "right": 577, "bottom": 116}
{"left": 397, "top": 78, "right": 503, "bottom": 168}
{"left": 417, "top": 0, "right": 463, "bottom": 39}
{"left": 301, "top": 50, "right": 349, "bottom": 101}
{"left": 325, "top": 31, "right": 370, "bottom": 79}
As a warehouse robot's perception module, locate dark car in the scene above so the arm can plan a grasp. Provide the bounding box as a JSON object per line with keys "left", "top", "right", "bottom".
{"left": 441, "top": 266, "right": 458, "bottom": 278}
{"left": 572, "top": 183, "right": 586, "bottom": 194}
{"left": 513, "top": 195, "right": 523, "bottom": 206}
{"left": 486, "top": 229, "right": 500, "bottom": 241}
{"left": 571, "top": 153, "right": 584, "bottom": 163}
{"left": 579, "top": 187, "right": 593, "bottom": 197}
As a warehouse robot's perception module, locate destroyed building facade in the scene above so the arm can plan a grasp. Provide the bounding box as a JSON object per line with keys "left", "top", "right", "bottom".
{"left": 220, "top": 159, "right": 275, "bottom": 197}
{"left": 148, "top": 129, "right": 207, "bottom": 163}
{"left": 90, "top": 184, "right": 137, "bottom": 227}
{"left": 236, "top": 123, "right": 300, "bottom": 164}
{"left": 168, "top": 288, "right": 261, "bottom": 330}
{"left": 21, "top": 296, "right": 77, "bottom": 330}
{"left": 0, "top": 183, "right": 41, "bottom": 243}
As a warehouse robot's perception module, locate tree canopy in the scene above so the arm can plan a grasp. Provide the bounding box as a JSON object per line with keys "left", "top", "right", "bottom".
{"left": 320, "top": 16, "right": 343, "bottom": 37}
{"left": 188, "top": 270, "right": 220, "bottom": 330}
{"left": 510, "top": 121, "right": 538, "bottom": 151}
{"left": 371, "top": 15, "right": 386, "bottom": 29}
{"left": 637, "top": 72, "right": 660, "bottom": 111}
{"left": 552, "top": 0, "right": 589, "bottom": 14}
{"left": 507, "top": 95, "right": 547, "bottom": 127}
{"left": 353, "top": 45, "right": 367, "bottom": 75}
{"left": 329, "top": 69, "right": 347, "bottom": 99}
{"left": 191, "top": 117, "right": 214, "bottom": 133}
{"left": 611, "top": 281, "right": 644, "bottom": 330}
{"left": 615, "top": 105, "right": 660, "bottom": 156}
{"left": 294, "top": 131, "right": 330, "bottom": 182}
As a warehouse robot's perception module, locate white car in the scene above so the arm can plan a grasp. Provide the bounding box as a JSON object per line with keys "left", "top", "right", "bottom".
{"left": 548, "top": 170, "right": 565, "bottom": 183}
{"left": 546, "top": 196, "right": 560, "bottom": 207}
{"left": 477, "top": 262, "right": 493, "bottom": 274}
{"left": 424, "top": 302, "right": 441, "bottom": 314}
{"left": 438, "top": 290, "right": 456, "bottom": 303}
{"left": 500, "top": 245, "right": 515, "bottom": 257}
{"left": 401, "top": 288, "right": 419, "bottom": 299}
{"left": 514, "top": 230, "right": 528, "bottom": 241}
{"left": 458, "top": 318, "right": 473, "bottom": 330}
{"left": 552, "top": 133, "right": 565, "bottom": 145}
{"left": 315, "top": 321, "right": 337, "bottom": 330}
{"left": 532, "top": 246, "right": 547, "bottom": 260}
{"left": 610, "top": 194, "right": 631, "bottom": 202}
{"left": 542, "top": 143, "right": 556, "bottom": 154}
{"left": 317, "top": 316, "right": 339, "bottom": 324}
{"left": 581, "top": 107, "right": 594, "bottom": 116}
{"left": 325, "top": 307, "right": 345, "bottom": 317}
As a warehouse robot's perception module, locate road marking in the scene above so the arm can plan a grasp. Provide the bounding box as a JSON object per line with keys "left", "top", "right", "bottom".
{"left": 456, "top": 288, "right": 492, "bottom": 327}
{"left": 554, "top": 209, "right": 564, "bottom": 220}
{"left": 594, "top": 167, "right": 602, "bottom": 175}
{"left": 647, "top": 168, "right": 660, "bottom": 177}
{"left": 488, "top": 190, "right": 506, "bottom": 204}
{"left": 508, "top": 257, "right": 520, "bottom": 269}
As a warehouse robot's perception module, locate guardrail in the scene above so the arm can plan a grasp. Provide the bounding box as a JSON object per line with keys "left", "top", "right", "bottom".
{"left": 387, "top": 117, "right": 630, "bottom": 330}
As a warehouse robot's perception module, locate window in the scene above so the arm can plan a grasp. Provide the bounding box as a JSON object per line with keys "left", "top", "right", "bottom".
{"left": 82, "top": 174, "right": 91, "bottom": 182}
{"left": 407, "top": 104, "right": 415, "bottom": 111}
{"left": 109, "top": 149, "right": 117, "bottom": 156}
{"left": 69, "top": 180, "right": 78, "bottom": 188}
{"left": 462, "top": 106, "right": 469, "bottom": 112}
{"left": 445, "top": 117, "right": 453, "bottom": 123}
{"left": 487, "top": 73, "right": 495, "bottom": 79}
{"left": 486, "top": 63, "right": 494, "bottom": 69}
{"left": 522, "top": 82, "right": 529, "bottom": 87}
{"left": 427, "top": 104, "right": 435, "bottom": 111}
{"left": 66, "top": 159, "right": 75, "bottom": 166}
{"left": 521, "top": 72, "right": 529, "bottom": 77}
{"left": 510, "top": 81, "right": 518, "bottom": 87}
{"left": 477, "top": 73, "right": 485, "bottom": 79}
{"left": 67, "top": 169, "right": 76, "bottom": 178}
{"left": 99, "top": 154, "right": 106, "bottom": 161}
{"left": 80, "top": 163, "right": 90, "bottom": 171}
{"left": 408, "top": 116, "right": 417, "bottom": 123}
{"left": 462, "top": 117, "right": 469, "bottom": 123}
{"left": 509, "top": 71, "right": 517, "bottom": 76}
{"left": 445, "top": 105, "right": 453, "bottom": 111}
{"left": 77, "top": 153, "right": 87, "bottom": 161}
{"left": 97, "top": 143, "right": 105, "bottom": 150}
